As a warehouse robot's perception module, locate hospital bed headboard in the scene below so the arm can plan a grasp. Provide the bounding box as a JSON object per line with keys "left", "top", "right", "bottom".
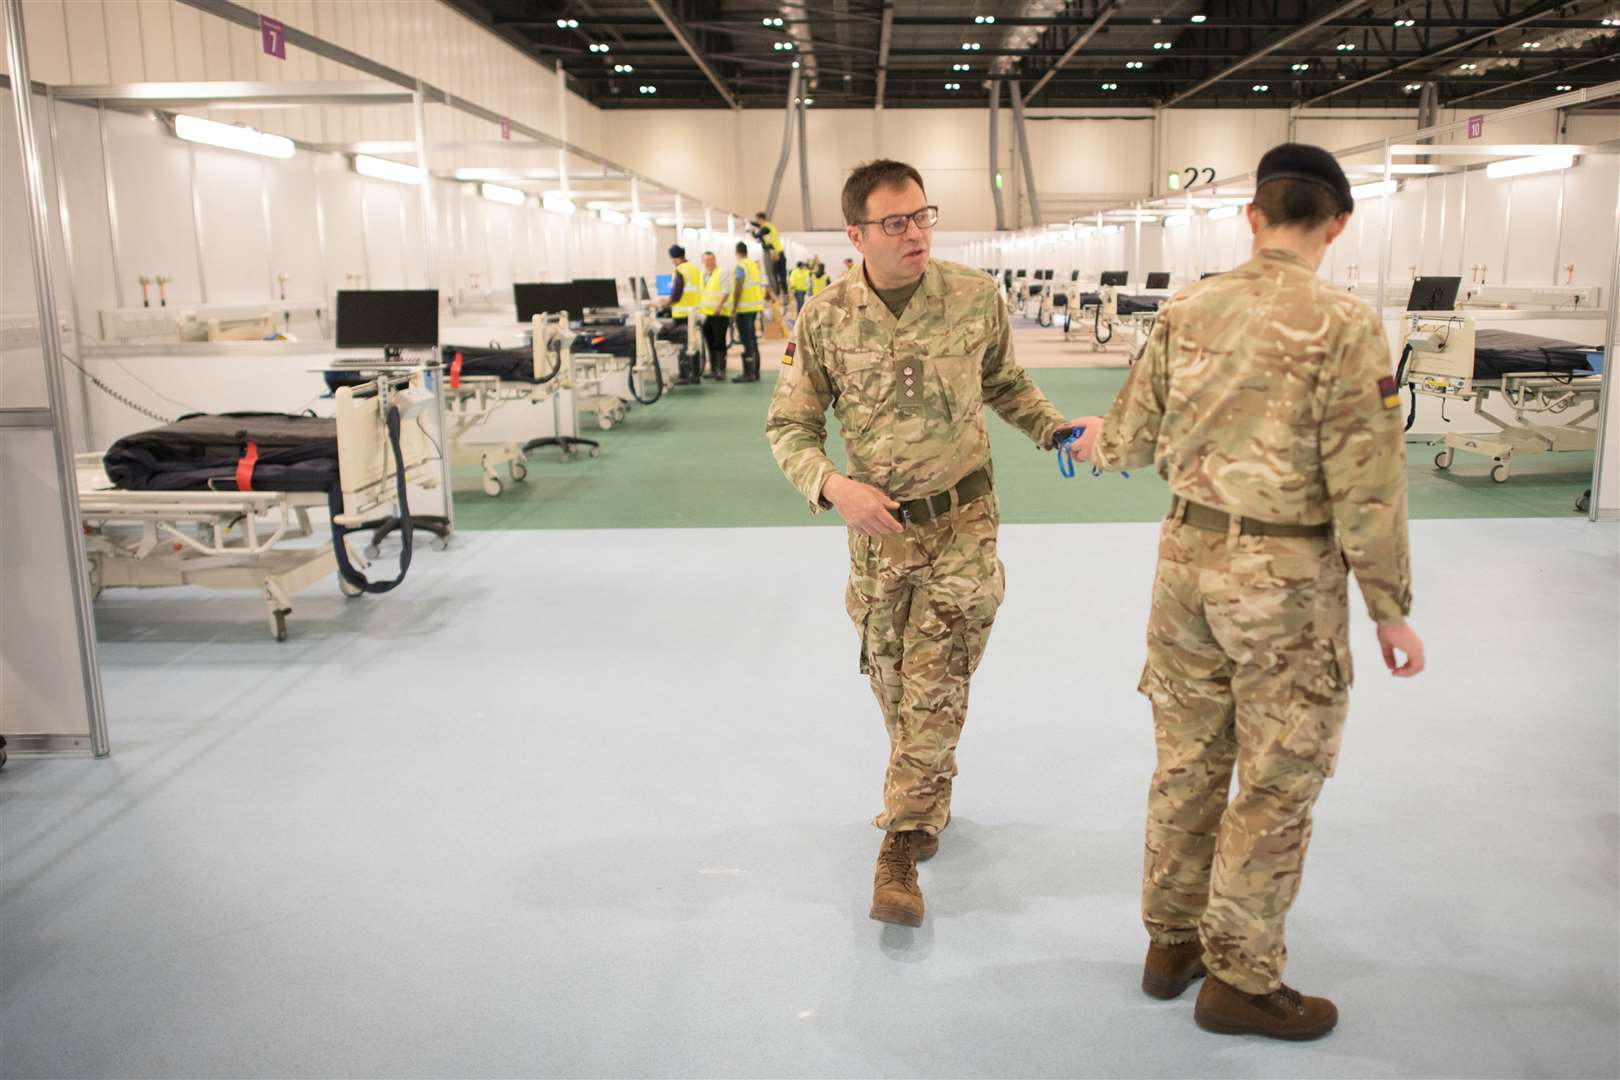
{"left": 1402, "top": 315, "right": 1477, "bottom": 387}
{"left": 333, "top": 375, "right": 434, "bottom": 521}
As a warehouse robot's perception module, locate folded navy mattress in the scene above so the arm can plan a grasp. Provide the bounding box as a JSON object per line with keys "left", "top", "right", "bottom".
{"left": 103, "top": 413, "right": 338, "bottom": 492}
{"left": 1472, "top": 331, "right": 1601, "bottom": 380}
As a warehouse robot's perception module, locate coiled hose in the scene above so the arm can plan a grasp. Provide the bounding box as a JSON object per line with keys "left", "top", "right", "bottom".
{"left": 626, "top": 325, "right": 664, "bottom": 405}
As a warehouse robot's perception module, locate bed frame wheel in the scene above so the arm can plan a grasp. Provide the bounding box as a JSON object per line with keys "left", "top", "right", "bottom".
{"left": 339, "top": 577, "right": 363, "bottom": 599}
{"left": 1434, "top": 449, "right": 1453, "bottom": 470}
{"left": 483, "top": 475, "right": 504, "bottom": 497}
{"left": 431, "top": 536, "right": 451, "bottom": 552}
{"left": 1575, "top": 490, "right": 1591, "bottom": 513}
{"left": 589, "top": 446, "right": 601, "bottom": 459}
{"left": 597, "top": 415, "right": 614, "bottom": 431}
{"left": 1490, "top": 463, "right": 1510, "bottom": 484}
{"left": 510, "top": 460, "right": 528, "bottom": 482}
{"left": 271, "top": 608, "right": 290, "bottom": 642}
{"left": 363, "top": 543, "right": 382, "bottom": 560}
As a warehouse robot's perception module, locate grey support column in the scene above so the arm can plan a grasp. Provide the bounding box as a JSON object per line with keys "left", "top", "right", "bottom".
{"left": 798, "top": 92, "right": 812, "bottom": 230}
{"left": 988, "top": 81, "right": 1005, "bottom": 231}
{"left": 765, "top": 65, "right": 801, "bottom": 220}
{"left": 1008, "top": 80, "right": 1042, "bottom": 228}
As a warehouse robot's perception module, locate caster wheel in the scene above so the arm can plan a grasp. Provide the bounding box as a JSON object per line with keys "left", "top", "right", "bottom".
{"left": 272, "top": 609, "right": 289, "bottom": 642}
{"left": 560, "top": 450, "right": 575, "bottom": 463}
{"left": 364, "top": 544, "right": 381, "bottom": 560}
{"left": 1575, "top": 491, "right": 1591, "bottom": 513}
{"left": 483, "top": 476, "right": 504, "bottom": 497}
{"left": 430, "top": 536, "right": 451, "bottom": 552}
{"left": 1434, "top": 450, "right": 1453, "bottom": 470}
{"left": 510, "top": 461, "right": 528, "bottom": 482}
{"left": 589, "top": 447, "right": 601, "bottom": 459}
{"left": 598, "top": 416, "right": 614, "bottom": 431}
{"left": 339, "top": 578, "right": 363, "bottom": 598}
{"left": 1490, "top": 463, "right": 1509, "bottom": 484}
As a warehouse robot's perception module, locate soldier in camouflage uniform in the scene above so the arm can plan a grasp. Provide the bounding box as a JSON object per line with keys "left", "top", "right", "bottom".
{"left": 1070, "top": 144, "right": 1426, "bottom": 1040}
{"left": 766, "top": 160, "right": 1082, "bottom": 928}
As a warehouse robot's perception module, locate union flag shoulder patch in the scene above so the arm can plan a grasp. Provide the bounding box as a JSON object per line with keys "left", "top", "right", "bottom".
{"left": 782, "top": 340, "right": 796, "bottom": 366}
{"left": 1378, "top": 375, "right": 1400, "bottom": 409}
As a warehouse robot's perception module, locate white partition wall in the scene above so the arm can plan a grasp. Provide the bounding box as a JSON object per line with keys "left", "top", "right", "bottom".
{"left": 1, "top": 0, "right": 107, "bottom": 758}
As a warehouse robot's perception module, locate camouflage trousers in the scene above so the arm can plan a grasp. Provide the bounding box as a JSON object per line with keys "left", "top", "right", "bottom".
{"left": 845, "top": 493, "right": 1005, "bottom": 835}
{"left": 1138, "top": 512, "right": 1352, "bottom": 994}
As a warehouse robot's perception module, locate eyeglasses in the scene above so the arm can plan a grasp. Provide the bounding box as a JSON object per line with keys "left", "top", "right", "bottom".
{"left": 857, "top": 205, "right": 940, "bottom": 236}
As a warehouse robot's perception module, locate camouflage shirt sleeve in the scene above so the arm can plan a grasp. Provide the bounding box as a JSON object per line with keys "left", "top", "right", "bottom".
{"left": 764, "top": 318, "right": 840, "bottom": 513}
{"left": 1320, "top": 311, "right": 1413, "bottom": 623}
{"left": 1091, "top": 313, "right": 1170, "bottom": 472}
{"left": 980, "top": 295, "right": 1068, "bottom": 448}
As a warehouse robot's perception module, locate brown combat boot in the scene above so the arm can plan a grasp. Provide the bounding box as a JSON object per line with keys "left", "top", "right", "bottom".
{"left": 1194, "top": 974, "right": 1338, "bottom": 1040}
{"left": 914, "top": 812, "right": 950, "bottom": 863}
{"left": 869, "top": 831, "right": 924, "bottom": 927}
{"left": 1142, "top": 940, "right": 1207, "bottom": 999}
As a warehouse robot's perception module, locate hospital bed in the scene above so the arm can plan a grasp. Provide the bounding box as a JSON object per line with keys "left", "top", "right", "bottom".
{"left": 1398, "top": 314, "right": 1605, "bottom": 484}
{"left": 77, "top": 373, "right": 436, "bottom": 641}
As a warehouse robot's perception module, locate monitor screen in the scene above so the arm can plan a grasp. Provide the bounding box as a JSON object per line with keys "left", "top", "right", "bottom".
{"left": 1406, "top": 276, "right": 1461, "bottom": 312}
{"left": 1146, "top": 272, "right": 1171, "bottom": 290}
{"left": 655, "top": 273, "right": 674, "bottom": 297}
{"left": 514, "top": 282, "right": 584, "bottom": 322}
{"left": 1070, "top": 270, "right": 1079, "bottom": 282}
{"left": 336, "top": 290, "right": 439, "bottom": 349}
{"left": 1100, "top": 271, "right": 1129, "bottom": 287}
{"left": 1044, "top": 269, "right": 1055, "bottom": 280}
{"left": 636, "top": 277, "right": 650, "bottom": 301}
{"left": 573, "top": 278, "right": 621, "bottom": 310}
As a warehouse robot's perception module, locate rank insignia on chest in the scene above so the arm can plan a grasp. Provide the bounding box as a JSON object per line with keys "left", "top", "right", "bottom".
{"left": 782, "top": 341, "right": 795, "bottom": 366}
{"left": 1378, "top": 375, "right": 1399, "bottom": 409}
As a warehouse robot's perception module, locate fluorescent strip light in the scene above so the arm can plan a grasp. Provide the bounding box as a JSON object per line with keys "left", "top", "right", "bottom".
{"left": 654, "top": 216, "right": 675, "bottom": 226}
{"left": 481, "top": 182, "right": 526, "bottom": 206}
{"left": 585, "top": 200, "right": 617, "bottom": 211}
{"left": 1100, "top": 225, "right": 1120, "bottom": 236}
{"left": 598, "top": 208, "right": 627, "bottom": 225}
{"left": 1207, "top": 205, "right": 1240, "bottom": 221}
{"left": 1349, "top": 179, "right": 1399, "bottom": 199}
{"left": 173, "top": 114, "right": 294, "bottom": 159}
{"left": 1164, "top": 213, "right": 1191, "bottom": 228}
{"left": 1485, "top": 151, "right": 1577, "bottom": 179}
{"left": 353, "top": 154, "right": 421, "bottom": 185}
{"left": 631, "top": 214, "right": 653, "bottom": 229}
{"left": 542, "top": 195, "right": 577, "bottom": 215}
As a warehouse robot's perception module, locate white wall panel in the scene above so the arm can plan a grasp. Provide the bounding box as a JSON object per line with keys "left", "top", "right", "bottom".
{"left": 101, "top": 0, "right": 145, "bottom": 82}
{"left": 104, "top": 110, "right": 200, "bottom": 305}
{"left": 60, "top": 0, "right": 109, "bottom": 84}
{"left": 193, "top": 146, "right": 273, "bottom": 304}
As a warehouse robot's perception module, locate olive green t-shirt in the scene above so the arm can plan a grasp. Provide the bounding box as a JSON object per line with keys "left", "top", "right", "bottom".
{"left": 871, "top": 276, "right": 924, "bottom": 318}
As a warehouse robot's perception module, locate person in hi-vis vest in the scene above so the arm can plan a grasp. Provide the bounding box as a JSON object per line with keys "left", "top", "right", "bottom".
{"left": 658, "top": 244, "right": 705, "bottom": 386}
{"left": 699, "top": 250, "right": 735, "bottom": 381}
{"left": 727, "top": 241, "right": 766, "bottom": 383}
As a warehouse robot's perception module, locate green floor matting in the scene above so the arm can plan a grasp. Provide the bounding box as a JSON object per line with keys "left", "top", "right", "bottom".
{"left": 451, "top": 369, "right": 1595, "bottom": 530}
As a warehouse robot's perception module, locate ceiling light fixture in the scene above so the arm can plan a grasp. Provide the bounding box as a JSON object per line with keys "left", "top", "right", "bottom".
{"left": 353, "top": 153, "right": 420, "bottom": 184}
{"left": 1555, "top": 84, "right": 1574, "bottom": 91}
{"left": 172, "top": 114, "right": 294, "bottom": 159}
{"left": 1252, "top": 83, "right": 1269, "bottom": 92}
{"left": 543, "top": 194, "right": 577, "bottom": 216}
{"left": 597, "top": 208, "right": 627, "bottom": 225}
{"left": 1485, "top": 150, "right": 1577, "bottom": 179}
{"left": 1208, "top": 205, "right": 1239, "bottom": 220}
{"left": 555, "top": 18, "right": 579, "bottom": 29}
{"left": 481, "top": 182, "right": 526, "bottom": 207}
{"left": 1349, "top": 179, "right": 1399, "bottom": 199}
{"left": 1292, "top": 62, "right": 1310, "bottom": 71}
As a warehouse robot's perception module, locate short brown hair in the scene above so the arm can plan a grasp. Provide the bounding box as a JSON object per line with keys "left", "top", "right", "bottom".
{"left": 842, "top": 159, "right": 926, "bottom": 227}
{"left": 1252, "top": 178, "right": 1343, "bottom": 229}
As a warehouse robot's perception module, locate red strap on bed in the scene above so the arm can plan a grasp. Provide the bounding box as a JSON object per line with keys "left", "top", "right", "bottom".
{"left": 450, "top": 350, "right": 464, "bottom": 389}
{"left": 235, "top": 441, "right": 259, "bottom": 492}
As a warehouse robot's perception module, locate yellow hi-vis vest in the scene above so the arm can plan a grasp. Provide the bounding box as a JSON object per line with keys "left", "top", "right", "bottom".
{"left": 788, "top": 266, "right": 810, "bottom": 292}
{"left": 759, "top": 221, "right": 784, "bottom": 253}
{"left": 735, "top": 257, "right": 765, "bottom": 313}
{"left": 811, "top": 269, "right": 830, "bottom": 295}
{"left": 700, "top": 266, "right": 734, "bottom": 317}
{"left": 671, "top": 260, "right": 703, "bottom": 320}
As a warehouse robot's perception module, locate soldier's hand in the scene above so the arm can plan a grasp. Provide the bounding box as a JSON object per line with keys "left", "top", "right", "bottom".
{"left": 1059, "top": 416, "right": 1104, "bottom": 460}
{"left": 1376, "top": 621, "right": 1425, "bottom": 677}
{"left": 824, "top": 474, "right": 904, "bottom": 536}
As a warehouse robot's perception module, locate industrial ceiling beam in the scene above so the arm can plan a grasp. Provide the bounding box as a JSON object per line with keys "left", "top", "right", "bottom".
{"left": 1160, "top": 0, "right": 1376, "bottom": 107}
{"left": 1021, "top": 0, "right": 1120, "bottom": 106}
{"left": 875, "top": 2, "right": 895, "bottom": 110}
{"left": 643, "top": 0, "right": 739, "bottom": 109}
{"left": 1300, "top": 0, "right": 1584, "bottom": 106}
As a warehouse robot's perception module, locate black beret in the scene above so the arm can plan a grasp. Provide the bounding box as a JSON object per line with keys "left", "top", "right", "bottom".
{"left": 1256, "top": 143, "right": 1354, "bottom": 215}
{"left": 668, "top": 244, "right": 685, "bottom": 258}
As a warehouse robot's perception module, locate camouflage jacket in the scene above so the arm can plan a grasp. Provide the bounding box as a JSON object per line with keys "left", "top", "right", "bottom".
{"left": 766, "top": 258, "right": 1067, "bottom": 512}
{"left": 1091, "top": 247, "right": 1412, "bottom": 623}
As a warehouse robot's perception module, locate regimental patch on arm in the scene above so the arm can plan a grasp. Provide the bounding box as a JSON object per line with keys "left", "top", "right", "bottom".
{"left": 782, "top": 341, "right": 795, "bottom": 366}
{"left": 1378, "top": 375, "right": 1400, "bottom": 409}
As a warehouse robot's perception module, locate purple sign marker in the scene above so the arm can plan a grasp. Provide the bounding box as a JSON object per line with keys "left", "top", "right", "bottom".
{"left": 501, "top": 118, "right": 511, "bottom": 141}
{"left": 1467, "top": 115, "right": 1484, "bottom": 139}
{"left": 260, "top": 14, "right": 286, "bottom": 59}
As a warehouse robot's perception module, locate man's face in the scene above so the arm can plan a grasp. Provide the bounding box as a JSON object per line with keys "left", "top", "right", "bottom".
{"left": 846, "top": 178, "right": 931, "bottom": 284}
{"left": 702, "top": 253, "right": 717, "bottom": 272}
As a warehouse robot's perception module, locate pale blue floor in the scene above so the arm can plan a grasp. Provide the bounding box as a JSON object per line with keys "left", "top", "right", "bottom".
{"left": 2, "top": 520, "right": 1616, "bottom": 1079}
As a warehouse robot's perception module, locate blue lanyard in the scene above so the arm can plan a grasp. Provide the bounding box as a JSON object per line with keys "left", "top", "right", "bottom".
{"left": 1057, "top": 427, "right": 1129, "bottom": 479}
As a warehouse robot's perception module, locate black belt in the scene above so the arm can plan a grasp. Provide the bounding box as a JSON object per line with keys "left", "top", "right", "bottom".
{"left": 1175, "top": 498, "right": 1331, "bottom": 538}
{"left": 897, "top": 467, "right": 992, "bottom": 526}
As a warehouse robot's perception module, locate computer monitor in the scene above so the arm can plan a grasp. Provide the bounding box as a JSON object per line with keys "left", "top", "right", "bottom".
{"left": 572, "top": 278, "right": 621, "bottom": 310}
{"left": 636, "top": 277, "right": 650, "bottom": 301}
{"left": 336, "top": 290, "right": 439, "bottom": 352}
{"left": 1044, "top": 269, "right": 1055, "bottom": 280}
{"left": 1100, "top": 271, "right": 1129, "bottom": 287}
{"left": 1070, "top": 270, "right": 1080, "bottom": 282}
{"left": 515, "top": 282, "right": 584, "bottom": 322}
{"left": 1015, "top": 269, "right": 1027, "bottom": 278}
{"left": 1406, "top": 276, "right": 1461, "bottom": 312}
{"left": 655, "top": 273, "right": 674, "bottom": 297}
{"left": 1146, "top": 272, "right": 1171, "bottom": 290}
